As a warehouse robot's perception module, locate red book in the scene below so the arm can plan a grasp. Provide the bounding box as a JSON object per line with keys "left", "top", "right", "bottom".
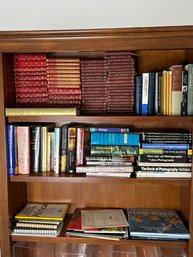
{"left": 47, "top": 88, "right": 81, "bottom": 95}
{"left": 14, "top": 53, "right": 46, "bottom": 61}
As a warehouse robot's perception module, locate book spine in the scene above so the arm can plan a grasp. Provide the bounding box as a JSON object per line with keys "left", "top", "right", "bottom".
{"left": 148, "top": 72, "right": 155, "bottom": 115}
{"left": 171, "top": 65, "right": 182, "bottom": 115}
{"left": 139, "top": 166, "right": 192, "bottom": 172}
{"left": 141, "top": 73, "right": 149, "bottom": 115}
{"left": 141, "top": 143, "right": 190, "bottom": 150}
{"left": 60, "top": 125, "right": 68, "bottom": 173}
{"left": 139, "top": 148, "right": 192, "bottom": 155}
{"left": 41, "top": 126, "right": 47, "bottom": 172}
{"left": 76, "top": 127, "right": 85, "bottom": 166}
{"left": 30, "top": 125, "right": 41, "bottom": 173}
{"left": 90, "top": 127, "right": 130, "bottom": 133}
{"left": 135, "top": 75, "right": 142, "bottom": 115}
{"left": 90, "top": 145, "right": 139, "bottom": 157}
{"left": 15, "top": 223, "right": 58, "bottom": 229}
{"left": 90, "top": 133, "right": 140, "bottom": 146}
{"left": 138, "top": 153, "right": 191, "bottom": 163}
{"left": 181, "top": 70, "right": 188, "bottom": 115}
{"left": 53, "top": 127, "right": 60, "bottom": 174}
{"left": 6, "top": 124, "right": 15, "bottom": 176}
{"left": 5, "top": 107, "right": 79, "bottom": 116}
{"left": 46, "top": 132, "right": 52, "bottom": 172}
{"left": 186, "top": 64, "right": 193, "bottom": 115}
{"left": 17, "top": 126, "right": 30, "bottom": 174}
{"left": 67, "top": 127, "right": 77, "bottom": 173}
{"left": 49, "top": 132, "right": 55, "bottom": 171}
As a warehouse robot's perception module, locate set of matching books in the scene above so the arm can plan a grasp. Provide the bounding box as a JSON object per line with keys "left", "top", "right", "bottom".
{"left": 11, "top": 203, "right": 69, "bottom": 237}
{"left": 135, "top": 64, "right": 193, "bottom": 116}
{"left": 66, "top": 207, "right": 190, "bottom": 241}
{"left": 47, "top": 57, "right": 81, "bottom": 108}
{"left": 14, "top": 52, "right": 135, "bottom": 114}
{"left": 136, "top": 131, "right": 192, "bottom": 178}
{"left": 76, "top": 127, "right": 140, "bottom": 177}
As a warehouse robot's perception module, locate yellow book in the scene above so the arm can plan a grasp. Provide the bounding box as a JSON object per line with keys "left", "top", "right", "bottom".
{"left": 5, "top": 107, "right": 79, "bottom": 116}
{"left": 15, "top": 203, "right": 70, "bottom": 221}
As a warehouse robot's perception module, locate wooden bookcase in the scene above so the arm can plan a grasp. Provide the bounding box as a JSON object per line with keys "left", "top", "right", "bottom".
{"left": 0, "top": 26, "right": 193, "bottom": 257}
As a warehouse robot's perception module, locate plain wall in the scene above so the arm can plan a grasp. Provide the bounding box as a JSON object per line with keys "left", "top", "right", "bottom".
{"left": 0, "top": 0, "right": 193, "bottom": 31}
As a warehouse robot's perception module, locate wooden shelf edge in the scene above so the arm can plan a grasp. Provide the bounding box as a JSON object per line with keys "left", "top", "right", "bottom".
{"left": 9, "top": 174, "right": 191, "bottom": 186}
{"left": 7, "top": 115, "right": 193, "bottom": 124}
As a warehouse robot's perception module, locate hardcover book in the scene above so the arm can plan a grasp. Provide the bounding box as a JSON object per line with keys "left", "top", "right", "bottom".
{"left": 127, "top": 208, "right": 190, "bottom": 240}
{"left": 15, "top": 203, "right": 69, "bottom": 221}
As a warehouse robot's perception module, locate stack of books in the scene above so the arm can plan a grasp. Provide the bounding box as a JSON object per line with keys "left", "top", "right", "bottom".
{"left": 76, "top": 127, "right": 139, "bottom": 177}
{"left": 46, "top": 57, "right": 81, "bottom": 108}
{"left": 104, "top": 51, "right": 135, "bottom": 114}
{"left": 135, "top": 131, "right": 192, "bottom": 178}
{"left": 14, "top": 53, "right": 48, "bottom": 107}
{"left": 80, "top": 59, "right": 106, "bottom": 114}
{"left": 66, "top": 208, "right": 128, "bottom": 240}
{"left": 11, "top": 203, "right": 69, "bottom": 237}
{"left": 127, "top": 208, "right": 190, "bottom": 240}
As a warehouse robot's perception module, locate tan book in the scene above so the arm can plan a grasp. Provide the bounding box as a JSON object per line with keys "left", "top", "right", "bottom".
{"left": 5, "top": 107, "right": 80, "bottom": 116}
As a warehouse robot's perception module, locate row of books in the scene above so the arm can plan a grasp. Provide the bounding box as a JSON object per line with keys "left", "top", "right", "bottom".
{"left": 6, "top": 123, "right": 141, "bottom": 176}
{"left": 14, "top": 52, "right": 135, "bottom": 114}
{"left": 135, "top": 64, "right": 193, "bottom": 116}
{"left": 11, "top": 203, "right": 190, "bottom": 241}
{"left": 6, "top": 123, "right": 192, "bottom": 178}
{"left": 135, "top": 131, "right": 192, "bottom": 178}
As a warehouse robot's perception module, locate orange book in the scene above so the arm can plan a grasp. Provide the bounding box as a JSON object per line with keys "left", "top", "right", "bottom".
{"left": 17, "top": 126, "right": 30, "bottom": 174}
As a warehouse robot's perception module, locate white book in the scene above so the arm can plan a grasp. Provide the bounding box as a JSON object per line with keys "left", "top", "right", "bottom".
{"left": 142, "top": 73, "right": 149, "bottom": 115}
{"left": 53, "top": 127, "right": 61, "bottom": 174}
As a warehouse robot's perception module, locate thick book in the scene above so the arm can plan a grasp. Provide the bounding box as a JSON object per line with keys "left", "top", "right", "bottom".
{"left": 135, "top": 75, "right": 142, "bottom": 115}
{"left": 90, "top": 145, "right": 139, "bottom": 157}
{"left": 127, "top": 208, "right": 190, "bottom": 240}
{"left": 15, "top": 203, "right": 69, "bottom": 221}
{"left": 141, "top": 73, "right": 149, "bottom": 115}
{"left": 17, "top": 126, "right": 30, "bottom": 174}
{"left": 138, "top": 153, "right": 192, "bottom": 163}
{"left": 148, "top": 72, "right": 156, "bottom": 115}
{"left": 169, "top": 65, "right": 183, "bottom": 116}
{"left": 6, "top": 124, "right": 16, "bottom": 176}
{"left": 5, "top": 107, "right": 79, "bottom": 116}
{"left": 90, "top": 132, "right": 140, "bottom": 146}
{"left": 30, "top": 125, "right": 41, "bottom": 173}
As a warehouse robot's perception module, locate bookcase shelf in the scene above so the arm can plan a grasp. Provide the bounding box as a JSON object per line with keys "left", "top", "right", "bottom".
{"left": 9, "top": 174, "right": 191, "bottom": 186}
{"left": 1, "top": 26, "right": 193, "bottom": 257}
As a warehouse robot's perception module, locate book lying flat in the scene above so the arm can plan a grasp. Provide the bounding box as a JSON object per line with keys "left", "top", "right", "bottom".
{"left": 66, "top": 208, "right": 127, "bottom": 235}
{"left": 127, "top": 208, "right": 190, "bottom": 240}
{"left": 15, "top": 203, "right": 69, "bottom": 221}
{"left": 11, "top": 221, "right": 63, "bottom": 237}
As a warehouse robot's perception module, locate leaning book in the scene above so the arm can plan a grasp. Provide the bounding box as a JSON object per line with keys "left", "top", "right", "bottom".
{"left": 127, "top": 208, "right": 190, "bottom": 240}
{"left": 15, "top": 203, "right": 69, "bottom": 221}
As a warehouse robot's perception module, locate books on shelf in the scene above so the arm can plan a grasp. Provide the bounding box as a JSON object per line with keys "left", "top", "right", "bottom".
{"left": 12, "top": 202, "right": 70, "bottom": 237}
{"left": 66, "top": 208, "right": 128, "bottom": 240}
{"left": 11, "top": 221, "right": 64, "bottom": 237}
{"left": 136, "top": 131, "right": 192, "bottom": 178}
{"left": 127, "top": 208, "right": 190, "bottom": 240}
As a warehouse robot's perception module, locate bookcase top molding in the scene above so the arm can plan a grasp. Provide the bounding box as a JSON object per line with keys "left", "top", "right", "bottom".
{"left": 0, "top": 25, "right": 193, "bottom": 52}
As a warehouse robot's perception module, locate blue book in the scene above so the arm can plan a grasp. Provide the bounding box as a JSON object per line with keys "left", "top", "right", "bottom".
{"left": 142, "top": 143, "right": 190, "bottom": 150}
{"left": 148, "top": 72, "right": 156, "bottom": 115}
{"left": 90, "top": 127, "right": 130, "bottom": 133}
{"left": 135, "top": 75, "right": 142, "bottom": 115}
{"left": 6, "top": 124, "right": 16, "bottom": 176}
{"left": 91, "top": 133, "right": 140, "bottom": 146}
